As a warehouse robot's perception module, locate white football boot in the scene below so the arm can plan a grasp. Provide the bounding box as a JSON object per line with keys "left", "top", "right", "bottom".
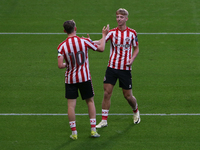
{"left": 133, "top": 110, "right": 141, "bottom": 124}
{"left": 96, "top": 120, "right": 108, "bottom": 128}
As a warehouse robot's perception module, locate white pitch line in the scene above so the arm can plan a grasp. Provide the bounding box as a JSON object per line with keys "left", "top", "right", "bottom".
{"left": 0, "top": 33, "right": 100, "bottom": 35}
{"left": 0, "top": 32, "right": 200, "bottom": 35}
{"left": 0, "top": 113, "right": 200, "bottom": 116}
{"left": 138, "top": 33, "right": 200, "bottom": 35}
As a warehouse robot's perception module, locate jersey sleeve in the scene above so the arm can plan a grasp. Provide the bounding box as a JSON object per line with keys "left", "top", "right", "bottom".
{"left": 105, "top": 31, "right": 112, "bottom": 42}
{"left": 131, "top": 32, "right": 138, "bottom": 47}
{"left": 84, "top": 39, "right": 98, "bottom": 51}
{"left": 57, "top": 42, "right": 65, "bottom": 58}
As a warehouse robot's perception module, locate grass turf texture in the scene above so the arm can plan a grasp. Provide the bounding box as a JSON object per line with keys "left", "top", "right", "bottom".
{"left": 0, "top": 116, "right": 200, "bottom": 149}
{"left": 0, "top": 0, "right": 200, "bottom": 150}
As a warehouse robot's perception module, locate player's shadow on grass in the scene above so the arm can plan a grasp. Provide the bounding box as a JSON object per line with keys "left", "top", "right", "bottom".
{"left": 53, "top": 140, "right": 76, "bottom": 150}
{"left": 53, "top": 117, "right": 138, "bottom": 150}
{"left": 95, "top": 122, "right": 137, "bottom": 149}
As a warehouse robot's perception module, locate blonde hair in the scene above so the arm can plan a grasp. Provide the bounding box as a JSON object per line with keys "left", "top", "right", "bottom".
{"left": 116, "top": 8, "right": 129, "bottom": 16}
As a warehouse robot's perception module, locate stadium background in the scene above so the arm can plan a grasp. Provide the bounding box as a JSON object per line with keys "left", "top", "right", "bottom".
{"left": 0, "top": 0, "right": 199, "bottom": 149}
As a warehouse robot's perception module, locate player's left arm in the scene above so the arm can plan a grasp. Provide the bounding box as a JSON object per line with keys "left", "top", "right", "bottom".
{"left": 126, "top": 45, "right": 139, "bottom": 66}
{"left": 82, "top": 34, "right": 101, "bottom": 45}
{"left": 93, "top": 40, "right": 101, "bottom": 45}
{"left": 58, "top": 55, "right": 67, "bottom": 69}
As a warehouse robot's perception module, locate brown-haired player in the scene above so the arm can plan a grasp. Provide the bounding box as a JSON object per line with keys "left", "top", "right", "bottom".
{"left": 57, "top": 20, "right": 108, "bottom": 139}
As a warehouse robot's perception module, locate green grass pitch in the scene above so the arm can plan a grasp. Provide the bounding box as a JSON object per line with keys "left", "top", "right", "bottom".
{"left": 0, "top": 0, "right": 200, "bottom": 149}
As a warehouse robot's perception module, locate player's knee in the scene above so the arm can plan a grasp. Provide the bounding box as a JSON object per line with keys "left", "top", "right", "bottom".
{"left": 123, "top": 93, "right": 132, "bottom": 100}
{"left": 104, "top": 90, "right": 112, "bottom": 99}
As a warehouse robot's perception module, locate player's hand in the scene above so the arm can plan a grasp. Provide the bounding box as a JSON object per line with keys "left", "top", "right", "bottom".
{"left": 106, "top": 24, "right": 110, "bottom": 31}
{"left": 126, "top": 60, "right": 133, "bottom": 66}
{"left": 102, "top": 26, "right": 108, "bottom": 35}
{"left": 86, "top": 34, "right": 90, "bottom": 39}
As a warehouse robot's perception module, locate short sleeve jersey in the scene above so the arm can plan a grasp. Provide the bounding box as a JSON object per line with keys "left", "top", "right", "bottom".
{"left": 105, "top": 27, "right": 138, "bottom": 70}
{"left": 57, "top": 36, "right": 98, "bottom": 84}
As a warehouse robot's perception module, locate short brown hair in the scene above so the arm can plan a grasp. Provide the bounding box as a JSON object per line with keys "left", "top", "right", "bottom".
{"left": 116, "top": 8, "right": 129, "bottom": 16}
{"left": 63, "top": 20, "right": 76, "bottom": 34}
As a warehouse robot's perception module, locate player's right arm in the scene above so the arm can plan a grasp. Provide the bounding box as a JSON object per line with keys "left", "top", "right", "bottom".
{"left": 58, "top": 55, "right": 66, "bottom": 69}
{"left": 96, "top": 25, "right": 109, "bottom": 52}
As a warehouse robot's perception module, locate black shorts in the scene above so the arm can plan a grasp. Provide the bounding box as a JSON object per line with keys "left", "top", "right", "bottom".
{"left": 65, "top": 80, "right": 94, "bottom": 100}
{"left": 104, "top": 67, "right": 132, "bottom": 89}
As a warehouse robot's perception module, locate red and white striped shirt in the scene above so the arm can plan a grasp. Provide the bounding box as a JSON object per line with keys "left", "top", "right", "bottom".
{"left": 57, "top": 36, "right": 98, "bottom": 84}
{"left": 106, "top": 27, "right": 139, "bottom": 70}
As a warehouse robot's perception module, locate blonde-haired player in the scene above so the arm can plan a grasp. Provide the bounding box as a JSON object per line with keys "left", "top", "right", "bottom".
{"left": 96, "top": 8, "right": 141, "bottom": 128}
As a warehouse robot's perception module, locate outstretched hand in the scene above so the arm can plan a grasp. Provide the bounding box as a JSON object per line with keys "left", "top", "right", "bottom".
{"left": 106, "top": 24, "right": 110, "bottom": 31}
{"left": 102, "top": 24, "right": 109, "bottom": 35}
